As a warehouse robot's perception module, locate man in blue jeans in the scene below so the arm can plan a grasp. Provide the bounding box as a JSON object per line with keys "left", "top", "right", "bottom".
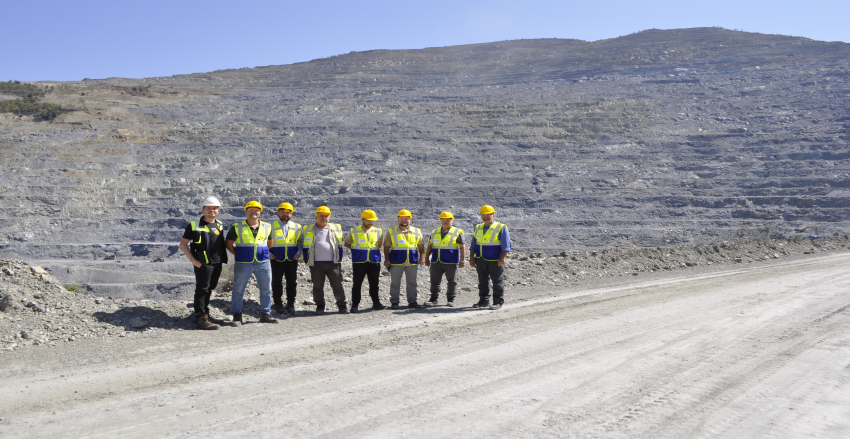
{"left": 225, "top": 200, "right": 278, "bottom": 325}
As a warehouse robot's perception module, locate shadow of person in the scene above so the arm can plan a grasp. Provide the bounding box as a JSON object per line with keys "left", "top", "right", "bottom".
{"left": 94, "top": 305, "right": 189, "bottom": 331}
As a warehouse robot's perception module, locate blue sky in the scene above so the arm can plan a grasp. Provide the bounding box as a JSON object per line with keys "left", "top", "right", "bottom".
{"left": 3, "top": 0, "right": 848, "bottom": 82}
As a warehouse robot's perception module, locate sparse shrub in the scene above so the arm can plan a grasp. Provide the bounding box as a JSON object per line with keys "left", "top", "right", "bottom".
{"left": 0, "top": 97, "right": 63, "bottom": 120}
{"left": 63, "top": 284, "right": 83, "bottom": 293}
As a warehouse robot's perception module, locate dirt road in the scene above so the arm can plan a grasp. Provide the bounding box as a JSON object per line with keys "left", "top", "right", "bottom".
{"left": 2, "top": 254, "right": 849, "bottom": 438}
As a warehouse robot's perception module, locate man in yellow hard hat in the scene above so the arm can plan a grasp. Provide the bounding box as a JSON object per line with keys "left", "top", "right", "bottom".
{"left": 469, "top": 205, "right": 511, "bottom": 310}
{"left": 297, "top": 206, "right": 348, "bottom": 315}
{"left": 179, "top": 197, "right": 228, "bottom": 330}
{"left": 423, "top": 211, "right": 466, "bottom": 307}
{"left": 383, "top": 209, "right": 425, "bottom": 309}
{"left": 267, "top": 202, "right": 301, "bottom": 315}
{"left": 343, "top": 209, "right": 385, "bottom": 312}
{"left": 225, "top": 201, "right": 278, "bottom": 325}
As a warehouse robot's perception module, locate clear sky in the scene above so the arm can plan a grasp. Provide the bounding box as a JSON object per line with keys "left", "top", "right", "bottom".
{"left": 3, "top": 0, "right": 848, "bottom": 82}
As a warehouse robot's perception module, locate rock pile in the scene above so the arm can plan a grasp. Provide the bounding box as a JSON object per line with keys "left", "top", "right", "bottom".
{"left": 3, "top": 235, "right": 849, "bottom": 351}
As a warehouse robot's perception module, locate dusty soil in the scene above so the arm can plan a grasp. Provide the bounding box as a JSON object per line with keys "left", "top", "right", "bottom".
{"left": 2, "top": 249, "right": 848, "bottom": 438}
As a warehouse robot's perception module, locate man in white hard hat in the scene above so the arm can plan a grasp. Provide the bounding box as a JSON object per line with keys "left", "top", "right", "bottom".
{"left": 179, "top": 197, "right": 228, "bottom": 330}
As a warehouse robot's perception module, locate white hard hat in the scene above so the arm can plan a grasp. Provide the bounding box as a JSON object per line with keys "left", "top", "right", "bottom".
{"left": 202, "top": 197, "right": 221, "bottom": 207}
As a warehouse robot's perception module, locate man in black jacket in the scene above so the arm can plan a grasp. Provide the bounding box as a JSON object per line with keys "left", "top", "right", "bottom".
{"left": 179, "top": 197, "right": 229, "bottom": 330}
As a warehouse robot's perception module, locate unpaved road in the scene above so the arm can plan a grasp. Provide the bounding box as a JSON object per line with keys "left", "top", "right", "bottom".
{"left": 2, "top": 254, "right": 849, "bottom": 438}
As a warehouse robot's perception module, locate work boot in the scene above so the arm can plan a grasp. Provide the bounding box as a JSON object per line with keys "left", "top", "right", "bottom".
{"left": 259, "top": 313, "right": 279, "bottom": 323}
{"left": 390, "top": 303, "right": 400, "bottom": 310}
{"left": 274, "top": 303, "right": 286, "bottom": 314}
{"left": 350, "top": 304, "right": 359, "bottom": 313}
{"left": 316, "top": 306, "right": 325, "bottom": 316}
{"left": 208, "top": 316, "right": 226, "bottom": 325}
{"left": 408, "top": 302, "right": 420, "bottom": 309}
{"left": 372, "top": 302, "right": 386, "bottom": 311}
{"left": 285, "top": 300, "right": 296, "bottom": 315}
{"left": 196, "top": 315, "right": 220, "bottom": 330}
{"left": 446, "top": 301, "right": 455, "bottom": 307}
{"left": 338, "top": 304, "right": 350, "bottom": 314}
{"left": 472, "top": 300, "right": 490, "bottom": 308}
{"left": 232, "top": 312, "right": 243, "bottom": 326}
{"left": 489, "top": 303, "right": 502, "bottom": 310}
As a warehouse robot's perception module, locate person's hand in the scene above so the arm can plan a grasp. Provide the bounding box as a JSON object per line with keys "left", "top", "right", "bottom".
{"left": 192, "top": 260, "right": 202, "bottom": 268}
{"left": 269, "top": 254, "right": 277, "bottom": 260}
{"left": 469, "top": 258, "right": 476, "bottom": 268}
{"left": 384, "top": 260, "right": 391, "bottom": 268}
{"left": 293, "top": 255, "right": 300, "bottom": 261}
{"left": 459, "top": 261, "right": 465, "bottom": 268}
{"left": 498, "top": 258, "right": 506, "bottom": 267}
{"left": 424, "top": 260, "right": 431, "bottom": 267}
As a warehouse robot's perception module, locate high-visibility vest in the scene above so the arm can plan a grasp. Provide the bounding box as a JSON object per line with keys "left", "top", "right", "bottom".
{"left": 232, "top": 220, "right": 272, "bottom": 263}
{"left": 189, "top": 217, "right": 224, "bottom": 264}
{"left": 349, "top": 225, "right": 382, "bottom": 263}
{"left": 301, "top": 223, "right": 343, "bottom": 265}
{"left": 388, "top": 227, "right": 422, "bottom": 265}
{"left": 269, "top": 220, "right": 301, "bottom": 261}
{"left": 430, "top": 226, "right": 463, "bottom": 264}
{"left": 473, "top": 222, "right": 507, "bottom": 261}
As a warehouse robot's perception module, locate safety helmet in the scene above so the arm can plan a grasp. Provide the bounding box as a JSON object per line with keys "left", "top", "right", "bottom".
{"left": 439, "top": 211, "right": 454, "bottom": 219}
{"left": 397, "top": 209, "right": 412, "bottom": 218}
{"left": 315, "top": 206, "right": 332, "bottom": 215}
{"left": 244, "top": 200, "right": 263, "bottom": 211}
{"left": 277, "top": 202, "right": 294, "bottom": 212}
{"left": 361, "top": 209, "right": 378, "bottom": 221}
{"left": 202, "top": 197, "right": 221, "bottom": 207}
{"left": 479, "top": 205, "right": 495, "bottom": 215}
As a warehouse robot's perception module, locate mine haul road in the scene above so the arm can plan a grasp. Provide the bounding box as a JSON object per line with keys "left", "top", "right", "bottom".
{"left": 2, "top": 254, "right": 850, "bottom": 438}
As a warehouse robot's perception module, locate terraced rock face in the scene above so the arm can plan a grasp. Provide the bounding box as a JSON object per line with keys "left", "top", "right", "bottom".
{"left": 1, "top": 28, "right": 849, "bottom": 300}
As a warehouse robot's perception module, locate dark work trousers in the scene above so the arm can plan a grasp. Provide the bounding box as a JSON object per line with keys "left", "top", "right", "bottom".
{"left": 351, "top": 262, "right": 381, "bottom": 306}
{"left": 429, "top": 263, "right": 459, "bottom": 302}
{"left": 271, "top": 259, "right": 299, "bottom": 305}
{"left": 193, "top": 263, "right": 223, "bottom": 316}
{"left": 474, "top": 258, "right": 505, "bottom": 305}
{"left": 310, "top": 261, "right": 347, "bottom": 309}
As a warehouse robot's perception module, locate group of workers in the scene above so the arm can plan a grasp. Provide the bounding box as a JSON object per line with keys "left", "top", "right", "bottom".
{"left": 179, "top": 198, "right": 511, "bottom": 330}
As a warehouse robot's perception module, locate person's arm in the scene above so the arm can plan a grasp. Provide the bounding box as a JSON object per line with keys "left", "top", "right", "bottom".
{"left": 226, "top": 240, "right": 236, "bottom": 255}
{"left": 417, "top": 240, "right": 426, "bottom": 266}
{"left": 498, "top": 227, "right": 511, "bottom": 267}
{"left": 179, "top": 238, "right": 202, "bottom": 268}
{"left": 468, "top": 232, "right": 477, "bottom": 268}
{"left": 458, "top": 243, "right": 466, "bottom": 268}
{"left": 383, "top": 234, "right": 392, "bottom": 268}
{"left": 424, "top": 242, "right": 433, "bottom": 267}
{"left": 343, "top": 231, "right": 353, "bottom": 249}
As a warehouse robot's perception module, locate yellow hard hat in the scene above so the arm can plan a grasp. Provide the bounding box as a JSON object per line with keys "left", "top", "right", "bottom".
{"left": 277, "top": 202, "right": 294, "bottom": 212}
{"left": 315, "top": 206, "right": 331, "bottom": 215}
{"left": 244, "top": 200, "right": 263, "bottom": 211}
{"left": 397, "top": 209, "right": 412, "bottom": 218}
{"left": 480, "top": 205, "right": 495, "bottom": 215}
{"left": 361, "top": 209, "right": 378, "bottom": 221}
{"left": 439, "top": 211, "right": 454, "bottom": 219}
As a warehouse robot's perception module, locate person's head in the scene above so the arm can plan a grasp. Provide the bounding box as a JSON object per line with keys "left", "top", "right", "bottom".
{"left": 439, "top": 211, "right": 454, "bottom": 229}
{"left": 277, "top": 202, "right": 294, "bottom": 222}
{"left": 397, "top": 209, "right": 412, "bottom": 227}
{"left": 244, "top": 201, "right": 262, "bottom": 220}
{"left": 314, "top": 206, "right": 331, "bottom": 227}
{"left": 479, "top": 205, "right": 495, "bottom": 224}
{"left": 201, "top": 197, "right": 221, "bottom": 220}
{"left": 360, "top": 209, "right": 377, "bottom": 228}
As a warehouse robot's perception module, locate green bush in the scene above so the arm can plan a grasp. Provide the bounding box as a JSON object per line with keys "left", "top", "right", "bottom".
{"left": 0, "top": 80, "right": 48, "bottom": 98}
{"left": 0, "top": 97, "right": 63, "bottom": 120}
{"left": 63, "top": 283, "right": 83, "bottom": 293}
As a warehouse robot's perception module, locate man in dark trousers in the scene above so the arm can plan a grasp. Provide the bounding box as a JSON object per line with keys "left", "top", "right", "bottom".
{"left": 469, "top": 205, "right": 511, "bottom": 310}
{"left": 179, "top": 197, "right": 229, "bottom": 330}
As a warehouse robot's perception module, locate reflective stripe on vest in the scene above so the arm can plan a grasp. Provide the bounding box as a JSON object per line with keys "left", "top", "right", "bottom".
{"left": 474, "top": 222, "right": 505, "bottom": 261}
{"left": 350, "top": 226, "right": 382, "bottom": 263}
{"left": 233, "top": 221, "right": 272, "bottom": 263}
{"left": 302, "top": 223, "right": 343, "bottom": 264}
{"left": 270, "top": 220, "right": 301, "bottom": 261}
{"left": 388, "top": 227, "right": 421, "bottom": 265}
{"left": 430, "top": 226, "right": 462, "bottom": 264}
{"left": 189, "top": 218, "right": 222, "bottom": 264}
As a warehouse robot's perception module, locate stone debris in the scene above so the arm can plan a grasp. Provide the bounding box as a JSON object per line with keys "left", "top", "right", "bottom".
{"left": 2, "top": 234, "right": 850, "bottom": 351}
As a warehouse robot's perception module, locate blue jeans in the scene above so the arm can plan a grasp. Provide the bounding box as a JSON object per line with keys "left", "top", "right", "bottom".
{"left": 231, "top": 261, "right": 272, "bottom": 314}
